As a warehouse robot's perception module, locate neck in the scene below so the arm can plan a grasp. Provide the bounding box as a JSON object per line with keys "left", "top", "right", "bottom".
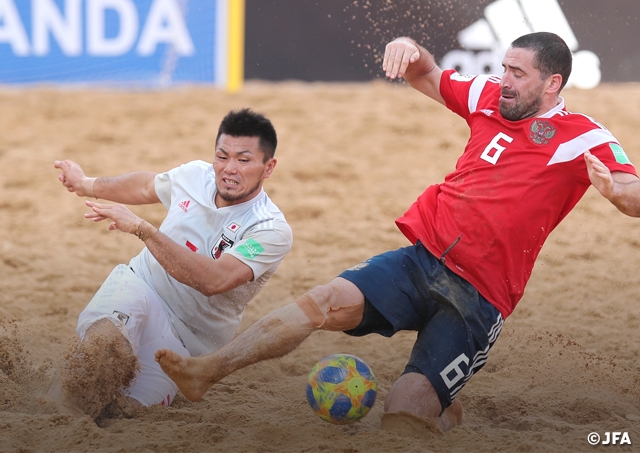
{"left": 535, "top": 96, "right": 562, "bottom": 117}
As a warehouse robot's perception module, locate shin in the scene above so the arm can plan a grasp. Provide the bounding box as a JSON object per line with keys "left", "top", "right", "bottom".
{"left": 156, "top": 278, "right": 365, "bottom": 401}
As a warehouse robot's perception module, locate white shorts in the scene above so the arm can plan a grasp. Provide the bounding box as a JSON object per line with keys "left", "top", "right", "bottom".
{"left": 77, "top": 264, "right": 191, "bottom": 407}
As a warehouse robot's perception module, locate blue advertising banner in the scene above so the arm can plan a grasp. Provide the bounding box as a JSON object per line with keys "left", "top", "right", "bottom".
{"left": 0, "top": 0, "right": 236, "bottom": 87}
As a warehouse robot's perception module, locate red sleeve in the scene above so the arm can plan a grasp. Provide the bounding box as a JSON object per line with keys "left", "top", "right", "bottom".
{"left": 439, "top": 69, "right": 474, "bottom": 120}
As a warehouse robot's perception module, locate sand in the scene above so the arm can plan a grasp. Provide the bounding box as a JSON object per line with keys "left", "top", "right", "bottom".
{"left": 0, "top": 80, "right": 639, "bottom": 452}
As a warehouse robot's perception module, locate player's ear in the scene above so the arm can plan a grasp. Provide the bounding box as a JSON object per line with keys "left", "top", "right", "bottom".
{"left": 263, "top": 158, "right": 277, "bottom": 179}
{"left": 546, "top": 74, "right": 563, "bottom": 94}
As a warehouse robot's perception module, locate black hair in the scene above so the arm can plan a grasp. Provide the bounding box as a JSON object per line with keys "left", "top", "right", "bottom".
{"left": 216, "top": 108, "right": 277, "bottom": 161}
{"left": 511, "top": 32, "right": 572, "bottom": 91}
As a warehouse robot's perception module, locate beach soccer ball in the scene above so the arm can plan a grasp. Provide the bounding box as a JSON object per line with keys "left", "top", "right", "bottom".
{"left": 306, "top": 353, "right": 377, "bottom": 424}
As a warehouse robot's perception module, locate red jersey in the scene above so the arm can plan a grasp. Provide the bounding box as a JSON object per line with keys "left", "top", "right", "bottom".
{"left": 396, "top": 69, "right": 637, "bottom": 319}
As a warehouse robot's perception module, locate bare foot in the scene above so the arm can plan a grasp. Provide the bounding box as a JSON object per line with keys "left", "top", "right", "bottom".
{"left": 438, "top": 398, "right": 464, "bottom": 432}
{"left": 155, "top": 348, "right": 213, "bottom": 402}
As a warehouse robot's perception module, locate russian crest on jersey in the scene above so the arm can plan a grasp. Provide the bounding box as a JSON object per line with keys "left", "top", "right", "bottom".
{"left": 530, "top": 120, "right": 557, "bottom": 145}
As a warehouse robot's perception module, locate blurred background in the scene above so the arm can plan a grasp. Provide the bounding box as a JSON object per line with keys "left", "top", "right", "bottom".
{"left": 0, "top": 0, "right": 638, "bottom": 89}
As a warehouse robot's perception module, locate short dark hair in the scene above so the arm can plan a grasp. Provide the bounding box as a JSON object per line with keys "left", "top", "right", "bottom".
{"left": 511, "top": 32, "right": 572, "bottom": 91}
{"left": 216, "top": 108, "right": 277, "bottom": 161}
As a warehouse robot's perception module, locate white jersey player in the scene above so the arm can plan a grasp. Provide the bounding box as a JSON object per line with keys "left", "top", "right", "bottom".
{"left": 53, "top": 108, "right": 292, "bottom": 417}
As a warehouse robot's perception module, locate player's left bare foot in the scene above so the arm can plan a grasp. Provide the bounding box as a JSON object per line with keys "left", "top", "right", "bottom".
{"left": 155, "top": 349, "right": 215, "bottom": 402}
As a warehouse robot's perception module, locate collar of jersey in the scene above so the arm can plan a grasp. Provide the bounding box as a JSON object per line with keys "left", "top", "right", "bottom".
{"left": 537, "top": 96, "right": 565, "bottom": 119}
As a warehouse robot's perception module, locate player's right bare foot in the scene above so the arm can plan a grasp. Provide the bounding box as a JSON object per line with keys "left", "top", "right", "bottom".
{"left": 155, "top": 349, "right": 214, "bottom": 402}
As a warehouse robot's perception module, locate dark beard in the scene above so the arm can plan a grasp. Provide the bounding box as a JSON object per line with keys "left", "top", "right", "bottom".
{"left": 499, "top": 94, "right": 542, "bottom": 121}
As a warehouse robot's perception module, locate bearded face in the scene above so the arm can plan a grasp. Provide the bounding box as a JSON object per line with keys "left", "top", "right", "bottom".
{"left": 499, "top": 47, "right": 549, "bottom": 121}
{"left": 499, "top": 82, "right": 544, "bottom": 121}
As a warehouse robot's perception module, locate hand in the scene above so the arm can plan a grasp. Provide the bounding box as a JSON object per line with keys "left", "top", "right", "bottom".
{"left": 54, "top": 160, "right": 96, "bottom": 197}
{"left": 383, "top": 37, "right": 421, "bottom": 80}
{"left": 85, "top": 200, "right": 142, "bottom": 234}
{"left": 584, "top": 150, "right": 614, "bottom": 199}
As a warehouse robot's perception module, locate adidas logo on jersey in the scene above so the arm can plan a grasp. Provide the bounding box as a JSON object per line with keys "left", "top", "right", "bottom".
{"left": 440, "top": 0, "right": 600, "bottom": 89}
{"left": 178, "top": 200, "right": 191, "bottom": 212}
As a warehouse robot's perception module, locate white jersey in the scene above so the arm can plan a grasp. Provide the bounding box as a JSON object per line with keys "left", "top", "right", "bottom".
{"left": 129, "top": 160, "right": 292, "bottom": 356}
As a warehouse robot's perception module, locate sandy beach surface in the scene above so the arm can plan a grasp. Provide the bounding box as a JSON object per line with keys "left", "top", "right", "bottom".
{"left": 0, "top": 80, "right": 639, "bottom": 452}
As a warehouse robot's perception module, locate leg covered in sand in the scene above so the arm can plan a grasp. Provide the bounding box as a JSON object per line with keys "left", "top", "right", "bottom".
{"left": 54, "top": 318, "right": 140, "bottom": 420}
{"left": 154, "top": 302, "right": 315, "bottom": 401}
{"left": 156, "top": 277, "right": 463, "bottom": 432}
{"left": 155, "top": 278, "right": 364, "bottom": 402}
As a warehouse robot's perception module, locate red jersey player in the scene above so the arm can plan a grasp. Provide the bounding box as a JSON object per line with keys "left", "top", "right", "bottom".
{"left": 154, "top": 33, "right": 640, "bottom": 434}
{"left": 395, "top": 67, "right": 636, "bottom": 318}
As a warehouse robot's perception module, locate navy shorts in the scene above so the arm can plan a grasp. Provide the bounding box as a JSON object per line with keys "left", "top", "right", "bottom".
{"left": 338, "top": 242, "right": 503, "bottom": 411}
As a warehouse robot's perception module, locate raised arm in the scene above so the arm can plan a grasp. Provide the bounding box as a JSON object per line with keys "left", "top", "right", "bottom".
{"left": 383, "top": 37, "right": 445, "bottom": 106}
{"left": 54, "top": 159, "right": 159, "bottom": 205}
{"left": 585, "top": 150, "right": 640, "bottom": 217}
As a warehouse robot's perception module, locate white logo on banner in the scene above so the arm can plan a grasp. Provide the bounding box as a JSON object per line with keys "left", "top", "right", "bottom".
{"left": 0, "top": 0, "right": 195, "bottom": 57}
{"left": 441, "top": 0, "right": 600, "bottom": 89}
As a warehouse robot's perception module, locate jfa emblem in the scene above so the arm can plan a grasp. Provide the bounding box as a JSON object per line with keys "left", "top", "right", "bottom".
{"left": 212, "top": 234, "right": 235, "bottom": 260}
{"left": 529, "top": 120, "right": 556, "bottom": 145}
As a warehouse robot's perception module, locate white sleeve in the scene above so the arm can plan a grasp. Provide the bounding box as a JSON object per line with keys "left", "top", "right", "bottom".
{"left": 154, "top": 170, "right": 174, "bottom": 209}
{"left": 154, "top": 161, "right": 209, "bottom": 209}
{"left": 225, "top": 219, "right": 293, "bottom": 280}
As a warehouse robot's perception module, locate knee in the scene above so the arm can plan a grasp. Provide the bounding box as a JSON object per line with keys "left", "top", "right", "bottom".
{"left": 83, "top": 318, "right": 133, "bottom": 355}
{"left": 85, "top": 317, "right": 121, "bottom": 339}
{"left": 307, "top": 283, "right": 335, "bottom": 307}
{"left": 296, "top": 282, "right": 364, "bottom": 332}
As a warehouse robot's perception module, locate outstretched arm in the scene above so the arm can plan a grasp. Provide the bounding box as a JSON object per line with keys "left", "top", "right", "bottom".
{"left": 54, "top": 159, "right": 159, "bottom": 205}
{"left": 58, "top": 160, "right": 257, "bottom": 296}
{"left": 584, "top": 150, "right": 640, "bottom": 217}
{"left": 383, "top": 37, "right": 445, "bottom": 106}
{"left": 85, "top": 201, "right": 255, "bottom": 295}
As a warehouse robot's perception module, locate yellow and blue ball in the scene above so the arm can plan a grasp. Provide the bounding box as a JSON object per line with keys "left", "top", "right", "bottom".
{"left": 306, "top": 353, "right": 377, "bottom": 424}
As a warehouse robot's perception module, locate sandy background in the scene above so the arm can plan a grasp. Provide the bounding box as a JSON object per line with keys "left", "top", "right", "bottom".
{"left": 0, "top": 80, "right": 639, "bottom": 452}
